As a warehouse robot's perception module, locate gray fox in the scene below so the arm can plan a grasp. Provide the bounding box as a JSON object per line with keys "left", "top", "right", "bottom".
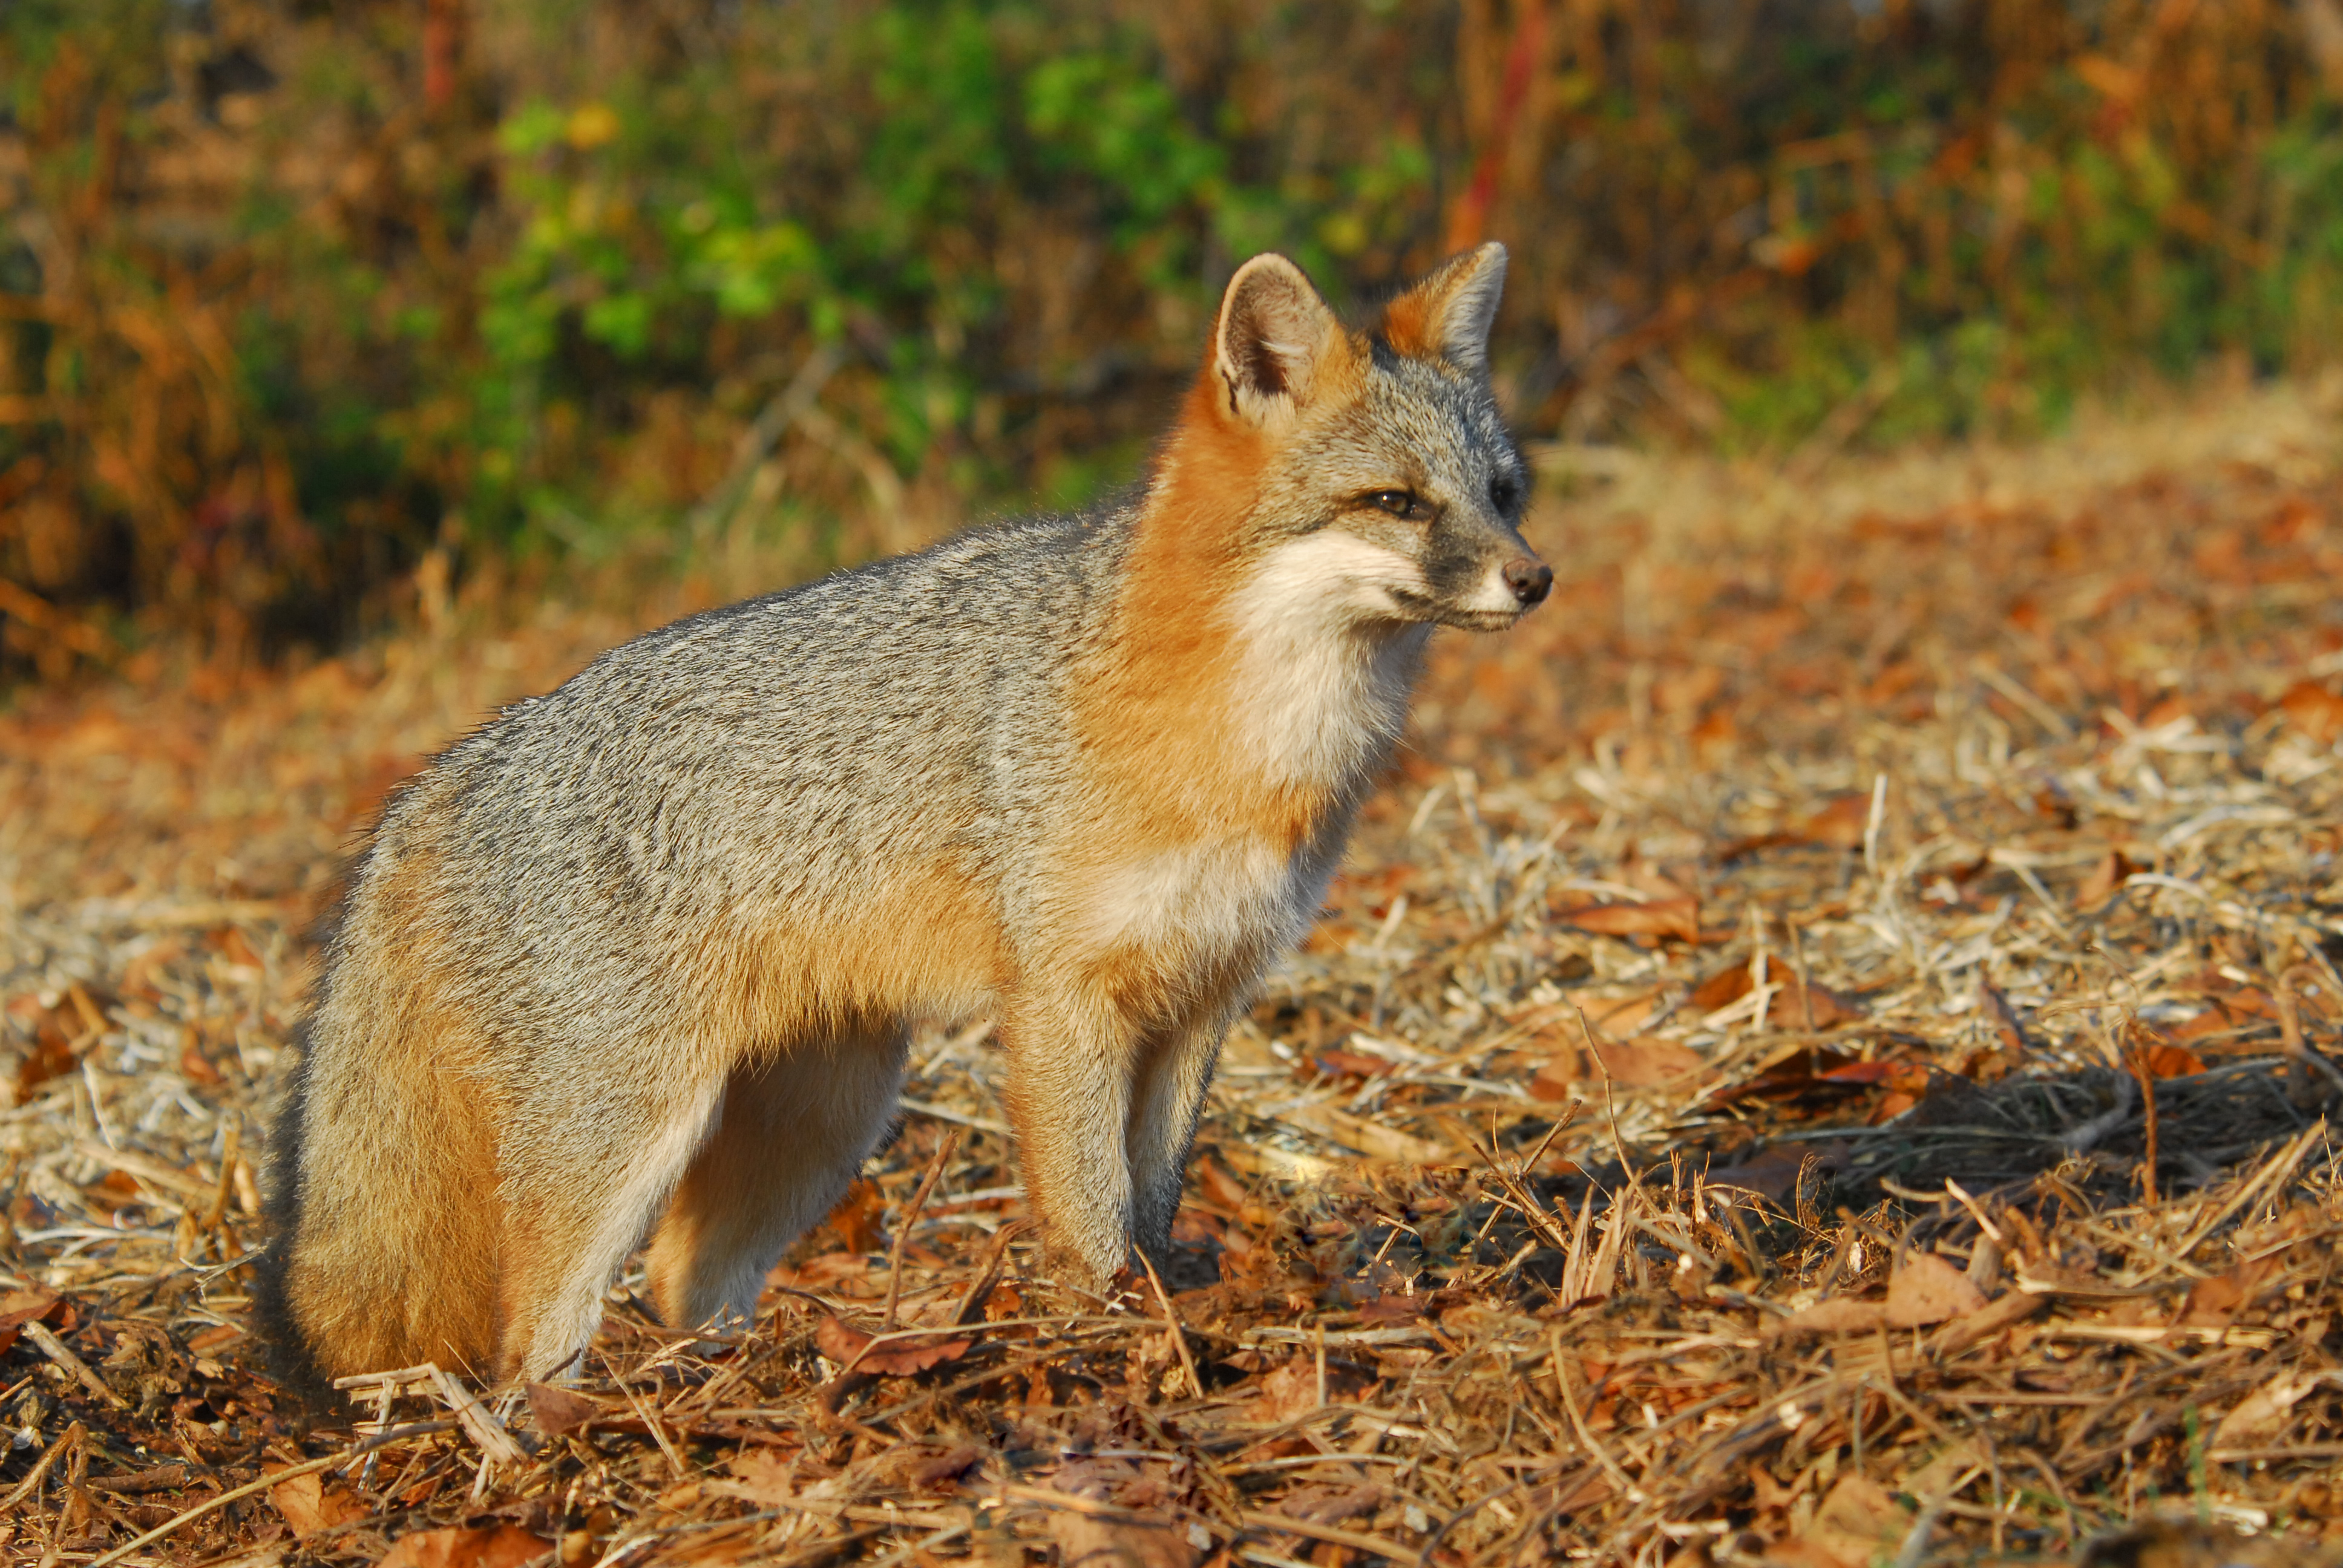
{"left": 257, "top": 244, "right": 1551, "bottom": 1385}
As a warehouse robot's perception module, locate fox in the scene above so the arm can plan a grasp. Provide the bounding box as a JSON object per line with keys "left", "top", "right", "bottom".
{"left": 255, "top": 243, "right": 1552, "bottom": 1387}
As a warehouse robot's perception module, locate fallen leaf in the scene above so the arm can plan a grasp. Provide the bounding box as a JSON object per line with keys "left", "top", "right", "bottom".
{"left": 814, "top": 1315, "right": 972, "bottom": 1377}
{"left": 2076, "top": 849, "right": 2142, "bottom": 910}
{"left": 1279, "top": 1100, "right": 1447, "bottom": 1163}
{"left": 1770, "top": 1296, "right": 1885, "bottom": 1336}
{"left": 1049, "top": 1512, "right": 1197, "bottom": 1568}
{"left": 379, "top": 1524, "right": 551, "bottom": 1568}
{"left": 1704, "top": 1142, "right": 1846, "bottom": 1204}
{"left": 1309, "top": 1048, "right": 1393, "bottom": 1080}
{"left": 1578, "top": 990, "right": 1662, "bottom": 1039}
{"left": 1525, "top": 1469, "right": 1611, "bottom": 1515}
{"left": 913, "top": 1443, "right": 983, "bottom": 1489}
{"left": 0, "top": 1287, "right": 65, "bottom": 1356}
{"left": 723, "top": 1448, "right": 798, "bottom": 1504}
{"left": 267, "top": 1469, "right": 368, "bottom": 1540}
{"left": 1976, "top": 976, "right": 2033, "bottom": 1050}
{"left": 1886, "top": 1253, "right": 1987, "bottom": 1327}
{"left": 2180, "top": 1256, "right": 2280, "bottom": 1327}
{"left": 2280, "top": 679, "right": 2343, "bottom": 743}
{"left": 525, "top": 1381, "right": 601, "bottom": 1437}
{"left": 10, "top": 1001, "right": 80, "bottom": 1100}
{"left": 1552, "top": 895, "right": 1700, "bottom": 943}
{"left": 824, "top": 1178, "right": 886, "bottom": 1254}
{"left": 1248, "top": 1356, "right": 1319, "bottom": 1423}
{"left": 1589, "top": 1037, "right": 1704, "bottom": 1086}
{"left": 1280, "top": 1481, "right": 1385, "bottom": 1523}
{"left": 1700, "top": 1045, "right": 1866, "bottom": 1108}
{"left": 2212, "top": 1371, "right": 2342, "bottom": 1448}
{"left": 1816, "top": 1060, "right": 1930, "bottom": 1093}
{"left": 1800, "top": 1473, "right": 1912, "bottom": 1568}
{"left": 1691, "top": 962, "right": 1863, "bottom": 1028}
{"left": 2138, "top": 1041, "right": 2206, "bottom": 1078}
{"left": 178, "top": 1031, "right": 223, "bottom": 1086}
{"left": 1797, "top": 794, "right": 1874, "bottom": 849}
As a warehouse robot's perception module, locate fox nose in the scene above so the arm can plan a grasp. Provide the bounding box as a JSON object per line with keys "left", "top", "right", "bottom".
{"left": 1502, "top": 558, "right": 1553, "bottom": 608}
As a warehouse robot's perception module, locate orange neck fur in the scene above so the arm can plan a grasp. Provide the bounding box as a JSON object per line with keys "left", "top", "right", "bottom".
{"left": 1073, "top": 374, "right": 1332, "bottom": 852}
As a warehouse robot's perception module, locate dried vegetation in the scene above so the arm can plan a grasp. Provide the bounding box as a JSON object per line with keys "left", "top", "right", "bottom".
{"left": 10, "top": 382, "right": 2343, "bottom": 1563}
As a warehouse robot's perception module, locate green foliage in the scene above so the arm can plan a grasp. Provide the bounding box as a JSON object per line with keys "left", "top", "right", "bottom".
{"left": 10, "top": 0, "right": 2343, "bottom": 673}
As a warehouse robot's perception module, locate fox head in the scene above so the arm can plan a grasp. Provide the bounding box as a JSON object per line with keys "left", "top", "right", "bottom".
{"left": 1161, "top": 243, "right": 1550, "bottom": 634}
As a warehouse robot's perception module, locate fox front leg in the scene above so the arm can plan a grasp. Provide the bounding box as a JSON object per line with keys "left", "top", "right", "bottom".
{"left": 1125, "top": 1016, "right": 1226, "bottom": 1264}
{"left": 999, "top": 986, "right": 1139, "bottom": 1290}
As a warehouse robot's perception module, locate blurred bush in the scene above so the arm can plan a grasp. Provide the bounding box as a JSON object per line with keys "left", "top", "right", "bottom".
{"left": 5, "top": 0, "right": 2343, "bottom": 678}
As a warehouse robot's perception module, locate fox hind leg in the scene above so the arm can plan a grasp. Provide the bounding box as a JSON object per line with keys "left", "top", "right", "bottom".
{"left": 494, "top": 1073, "right": 729, "bottom": 1381}
{"left": 647, "top": 1027, "right": 909, "bottom": 1335}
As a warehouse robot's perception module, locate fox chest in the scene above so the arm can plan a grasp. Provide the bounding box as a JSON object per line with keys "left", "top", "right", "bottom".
{"left": 1077, "top": 832, "right": 1336, "bottom": 976}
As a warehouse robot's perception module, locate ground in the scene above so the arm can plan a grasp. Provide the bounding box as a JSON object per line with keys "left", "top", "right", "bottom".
{"left": 6, "top": 376, "right": 2343, "bottom": 1565}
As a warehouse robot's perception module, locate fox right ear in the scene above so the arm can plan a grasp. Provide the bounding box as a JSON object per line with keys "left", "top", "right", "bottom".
{"left": 1213, "top": 254, "right": 1341, "bottom": 428}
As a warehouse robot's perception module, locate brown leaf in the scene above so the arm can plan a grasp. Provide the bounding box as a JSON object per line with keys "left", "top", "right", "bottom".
{"left": 2139, "top": 1041, "right": 2206, "bottom": 1078}
{"left": 1769, "top": 1296, "right": 1885, "bottom": 1337}
{"left": 1886, "top": 1252, "right": 1988, "bottom": 1327}
{"left": 1799, "top": 1473, "right": 1912, "bottom": 1568}
{"left": 1049, "top": 1513, "right": 1197, "bottom": 1568}
{"left": 2076, "top": 849, "right": 2142, "bottom": 911}
{"left": 1772, "top": 978, "right": 1863, "bottom": 1030}
{"left": 2280, "top": 679, "right": 2343, "bottom": 743}
{"left": 824, "top": 1177, "right": 886, "bottom": 1254}
{"left": 814, "top": 1315, "right": 972, "bottom": 1377}
{"left": 1280, "top": 1481, "right": 1386, "bottom": 1524}
{"left": 1590, "top": 1037, "right": 1705, "bottom": 1087}
{"left": 1796, "top": 794, "right": 1874, "bottom": 849}
{"left": 2181, "top": 1256, "right": 2281, "bottom": 1327}
{"left": 1700, "top": 1045, "right": 1866, "bottom": 1109}
{"left": 379, "top": 1524, "right": 552, "bottom": 1568}
{"left": 525, "top": 1381, "right": 601, "bottom": 1438}
{"left": 1248, "top": 1356, "right": 1318, "bottom": 1423}
{"left": 177, "top": 1030, "right": 224, "bottom": 1086}
{"left": 1578, "top": 990, "right": 1662, "bottom": 1039}
{"left": 1309, "top": 1048, "right": 1392, "bottom": 1080}
{"left": 267, "top": 1468, "right": 369, "bottom": 1540}
{"left": 2213, "top": 1371, "right": 2340, "bottom": 1448}
{"left": 1553, "top": 895, "right": 1700, "bottom": 943}
{"left": 1704, "top": 1142, "right": 1844, "bottom": 1204}
{"left": 9, "top": 999, "right": 81, "bottom": 1099}
{"left": 0, "top": 1287, "right": 65, "bottom": 1356}
{"left": 913, "top": 1443, "right": 983, "bottom": 1490}
{"left": 724, "top": 1448, "right": 798, "bottom": 1504}
{"left": 1689, "top": 962, "right": 1861, "bottom": 1028}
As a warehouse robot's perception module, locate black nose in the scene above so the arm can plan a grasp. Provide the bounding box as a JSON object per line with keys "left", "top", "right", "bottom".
{"left": 1503, "top": 558, "right": 1553, "bottom": 607}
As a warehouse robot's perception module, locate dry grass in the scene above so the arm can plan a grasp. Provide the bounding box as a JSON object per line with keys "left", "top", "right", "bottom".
{"left": 8, "top": 377, "right": 2343, "bottom": 1565}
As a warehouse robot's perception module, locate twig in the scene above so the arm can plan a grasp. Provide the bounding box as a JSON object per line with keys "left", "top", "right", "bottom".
{"left": 21, "top": 1319, "right": 126, "bottom": 1410}
{"left": 1137, "top": 1247, "right": 1204, "bottom": 1402}
{"left": 84, "top": 1422, "right": 456, "bottom": 1568}
{"left": 2129, "top": 1033, "right": 2160, "bottom": 1206}
{"left": 0, "top": 1419, "right": 80, "bottom": 1511}
{"left": 883, "top": 1127, "right": 961, "bottom": 1331}
{"left": 1550, "top": 1325, "right": 1636, "bottom": 1497}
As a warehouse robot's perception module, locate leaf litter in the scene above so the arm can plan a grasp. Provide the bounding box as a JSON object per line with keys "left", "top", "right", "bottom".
{"left": 11, "top": 384, "right": 2343, "bottom": 1562}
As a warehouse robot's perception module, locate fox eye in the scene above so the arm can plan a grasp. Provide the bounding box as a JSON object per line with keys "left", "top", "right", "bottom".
{"left": 1490, "top": 474, "right": 1521, "bottom": 512}
{"left": 1367, "top": 489, "right": 1423, "bottom": 519}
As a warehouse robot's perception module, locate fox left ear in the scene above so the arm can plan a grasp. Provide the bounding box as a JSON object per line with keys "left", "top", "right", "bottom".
{"left": 1386, "top": 241, "right": 1507, "bottom": 372}
{"left": 1213, "top": 253, "right": 1343, "bottom": 428}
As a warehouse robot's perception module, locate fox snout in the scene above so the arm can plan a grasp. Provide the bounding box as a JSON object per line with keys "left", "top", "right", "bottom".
{"left": 1429, "top": 537, "right": 1552, "bottom": 630}
{"left": 1503, "top": 555, "right": 1553, "bottom": 609}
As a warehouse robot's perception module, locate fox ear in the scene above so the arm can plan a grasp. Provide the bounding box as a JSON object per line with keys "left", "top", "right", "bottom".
{"left": 1384, "top": 241, "right": 1507, "bottom": 371}
{"left": 1213, "top": 253, "right": 1341, "bottom": 426}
